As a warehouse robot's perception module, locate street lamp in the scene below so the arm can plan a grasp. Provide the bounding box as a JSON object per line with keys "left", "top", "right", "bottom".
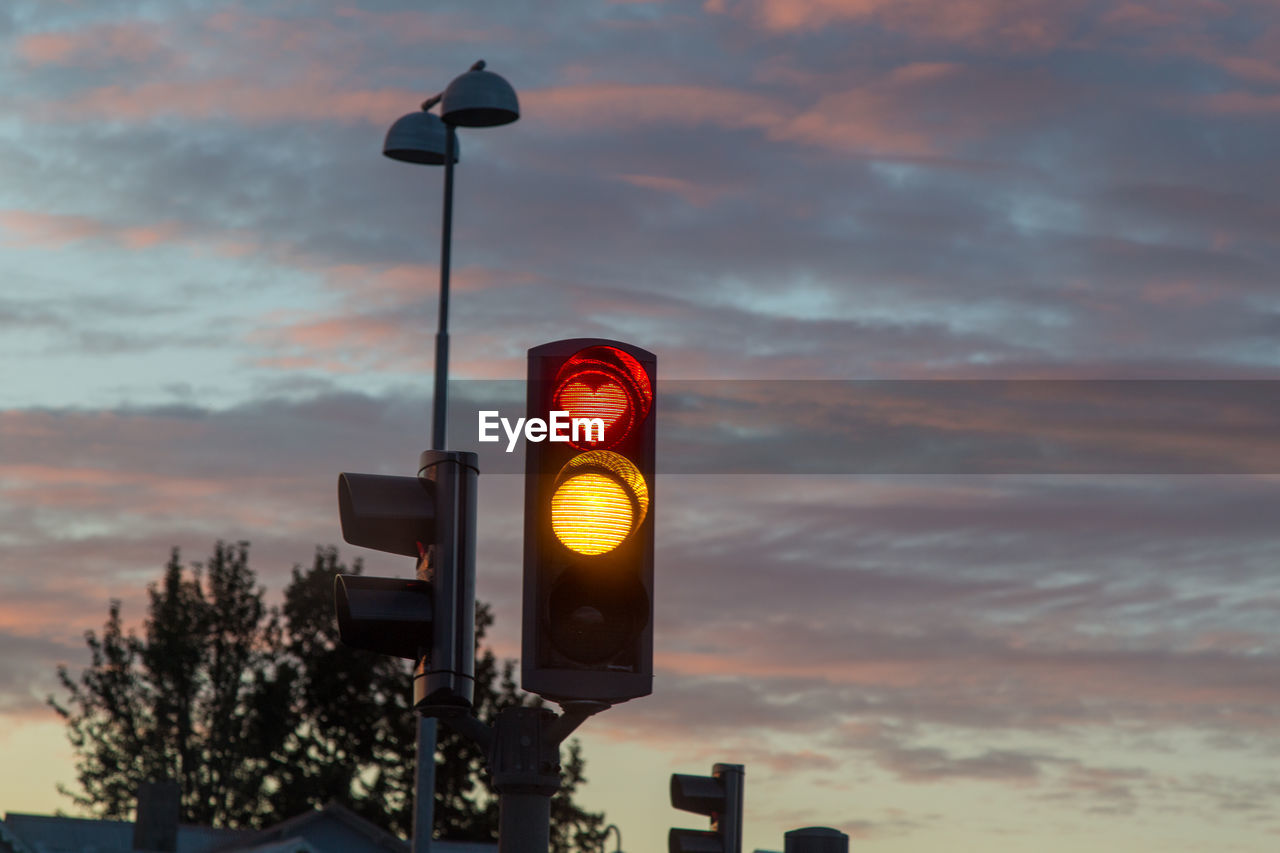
{"left": 384, "top": 59, "right": 519, "bottom": 452}
{"left": 601, "top": 824, "right": 623, "bottom": 853}
{"left": 381, "top": 59, "right": 518, "bottom": 853}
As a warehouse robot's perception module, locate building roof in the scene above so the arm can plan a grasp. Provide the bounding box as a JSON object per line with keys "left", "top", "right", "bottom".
{"left": 212, "top": 802, "right": 405, "bottom": 853}
{"left": 0, "top": 805, "right": 495, "bottom": 853}
{"left": 0, "top": 812, "right": 249, "bottom": 853}
{"left": 218, "top": 839, "right": 316, "bottom": 853}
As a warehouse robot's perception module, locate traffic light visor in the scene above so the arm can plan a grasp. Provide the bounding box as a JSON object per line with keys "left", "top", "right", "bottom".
{"left": 553, "top": 345, "right": 653, "bottom": 449}
{"left": 552, "top": 450, "right": 649, "bottom": 555}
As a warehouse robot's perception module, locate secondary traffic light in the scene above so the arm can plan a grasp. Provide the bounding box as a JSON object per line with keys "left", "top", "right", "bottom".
{"left": 522, "top": 339, "right": 656, "bottom": 704}
{"left": 335, "top": 449, "right": 478, "bottom": 710}
{"left": 669, "top": 763, "right": 745, "bottom": 853}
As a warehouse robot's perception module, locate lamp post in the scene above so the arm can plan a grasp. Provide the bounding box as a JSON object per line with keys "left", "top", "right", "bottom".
{"left": 382, "top": 59, "right": 519, "bottom": 853}
{"left": 384, "top": 59, "right": 519, "bottom": 451}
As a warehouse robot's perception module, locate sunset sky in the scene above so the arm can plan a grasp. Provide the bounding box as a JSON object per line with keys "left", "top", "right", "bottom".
{"left": 3, "top": 1, "right": 1280, "bottom": 851}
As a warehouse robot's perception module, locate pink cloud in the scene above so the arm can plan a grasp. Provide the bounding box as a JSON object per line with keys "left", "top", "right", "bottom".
{"left": 0, "top": 210, "right": 106, "bottom": 247}
{"left": 268, "top": 315, "right": 402, "bottom": 353}
{"left": 330, "top": 7, "right": 507, "bottom": 44}
{"left": 23, "top": 8, "right": 513, "bottom": 128}
{"left": 50, "top": 75, "right": 418, "bottom": 125}
{"left": 17, "top": 22, "right": 171, "bottom": 69}
{"left": 1196, "top": 91, "right": 1280, "bottom": 115}
{"left": 0, "top": 209, "right": 185, "bottom": 251}
{"left": 248, "top": 311, "right": 434, "bottom": 374}
{"left": 245, "top": 263, "right": 544, "bottom": 374}
{"left": 1216, "top": 55, "right": 1280, "bottom": 85}
{"left": 1098, "top": 2, "right": 1185, "bottom": 30}
{"left": 522, "top": 72, "right": 1047, "bottom": 159}
{"left": 659, "top": 650, "right": 928, "bottom": 686}
{"left": 198, "top": 9, "right": 495, "bottom": 74}
{"left": 774, "top": 62, "right": 1073, "bottom": 156}
{"left": 718, "top": 0, "right": 1091, "bottom": 49}
{"left": 659, "top": 630, "right": 1280, "bottom": 735}
{"left": 320, "top": 263, "right": 520, "bottom": 303}
{"left": 615, "top": 173, "right": 733, "bottom": 207}
{"left": 775, "top": 65, "right": 956, "bottom": 156}
{"left": 1091, "top": 3, "right": 1280, "bottom": 91}
{"left": 119, "top": 223, "right": 182, "bottom": 249}
{"left": 38, "top": 66, "right": 1054, "bottom": 163}
{"left": 1139, "top": 279, "right": 1220, "bottom": 307}
{"left": 0, "top": 463, "right": 227, "bottom": 514}
{"left": 521, "top": 84, "right": 785, "bottom": 132}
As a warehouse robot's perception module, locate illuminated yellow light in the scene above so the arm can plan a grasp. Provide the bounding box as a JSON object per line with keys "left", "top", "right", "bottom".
{"left": 551, "top": 451, "right": 649, "bottom": 556}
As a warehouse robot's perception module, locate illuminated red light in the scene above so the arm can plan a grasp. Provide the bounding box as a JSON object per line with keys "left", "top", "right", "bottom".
{"left": 552, "top": 346, "right": 653, "bottom": 449}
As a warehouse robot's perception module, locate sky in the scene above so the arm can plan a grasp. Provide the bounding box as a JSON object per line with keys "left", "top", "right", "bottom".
{"left": 2, "top": 0, "right": 1280, "bottom": 850}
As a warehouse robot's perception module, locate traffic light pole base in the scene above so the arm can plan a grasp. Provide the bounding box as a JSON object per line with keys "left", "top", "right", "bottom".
{"left": 429, "top": 702, "right": 608, "bottom": 853}
{"left": 497, "top": 791, "right": 551, "bottom": 853}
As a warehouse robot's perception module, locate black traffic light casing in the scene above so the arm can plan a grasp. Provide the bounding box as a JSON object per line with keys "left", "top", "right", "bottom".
{"left": 522, "top": 338, "right": 656, "bottom": 704}
{"left": 335, "top": 449, "right": 478, "bottom": 710}
{"left": 670, "top": 763, "right": 745, "bottom": 853}
{"left": 333, "top": 575, "right": 433, "bottom": 659}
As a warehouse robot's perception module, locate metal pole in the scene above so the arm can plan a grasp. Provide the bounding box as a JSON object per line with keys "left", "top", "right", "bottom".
{"left": 412, "top": 716, "right": 437, "bottom": 853}
{"left": 490, "top": 707, "right": 561, "bottom": 853}
{"left": 498, "top": 791, "right": 551, "bottom": 853}
{"left": 432, "top": 125, "right": 456, "bottom": 453}
{"left": 416, "top": 116, "right": 458, "bottom": 853}
{"left": 474, "top": 703, "right": 605, "bottom": 853}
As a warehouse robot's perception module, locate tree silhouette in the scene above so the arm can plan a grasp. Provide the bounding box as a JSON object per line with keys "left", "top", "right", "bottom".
{"left": 50, "top": 541, "right": 607, "bottom": 849}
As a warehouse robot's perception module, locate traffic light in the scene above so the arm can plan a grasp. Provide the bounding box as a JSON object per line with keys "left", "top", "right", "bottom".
{"left": 335, "top": 449, "right": 478, "bottom": 710}
{"left": 669, "top": 763, "right": 745, "bottom": 853}
{"left": 522, "top": 339, "right": 656, "bottom": 704}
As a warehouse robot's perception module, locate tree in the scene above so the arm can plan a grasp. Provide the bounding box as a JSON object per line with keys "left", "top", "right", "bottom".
{"left": 551, "top": 738, "right": 609, "bottom": 853}
{"left": 50, "top": 542, "right": 279, "bottom": 828}
{"left": 276, "top": 547, "right": 607, "bottom": 849}
{"left": 51, "top": 541, "right": 607, "bottom": 850}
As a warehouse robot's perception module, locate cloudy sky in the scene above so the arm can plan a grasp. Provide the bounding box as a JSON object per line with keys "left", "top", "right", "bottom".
{"left": 3, "top": 0, "right": 1280, "bottom": 850}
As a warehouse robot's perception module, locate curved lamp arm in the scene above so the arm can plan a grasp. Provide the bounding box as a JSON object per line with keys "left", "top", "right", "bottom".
{"left": 601, "top": 823, "right": 622, "bottom": 853}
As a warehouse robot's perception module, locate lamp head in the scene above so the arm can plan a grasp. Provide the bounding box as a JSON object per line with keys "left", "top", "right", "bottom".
{"left": 441, "top": 60, "right": 519, "bottom": 127}
{"left": 383, "top": 109, "right": 458, "bottom": 165}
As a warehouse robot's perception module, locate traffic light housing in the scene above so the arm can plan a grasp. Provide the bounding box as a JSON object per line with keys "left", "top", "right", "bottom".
{"left": 670, "top": 763, "right": 745, "bottom": 853}
{"left": 335, "top": 449, "right": 478, "bottom": 710}
{"left": 522, "top": 338, "right": 656, "bottom": 704}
